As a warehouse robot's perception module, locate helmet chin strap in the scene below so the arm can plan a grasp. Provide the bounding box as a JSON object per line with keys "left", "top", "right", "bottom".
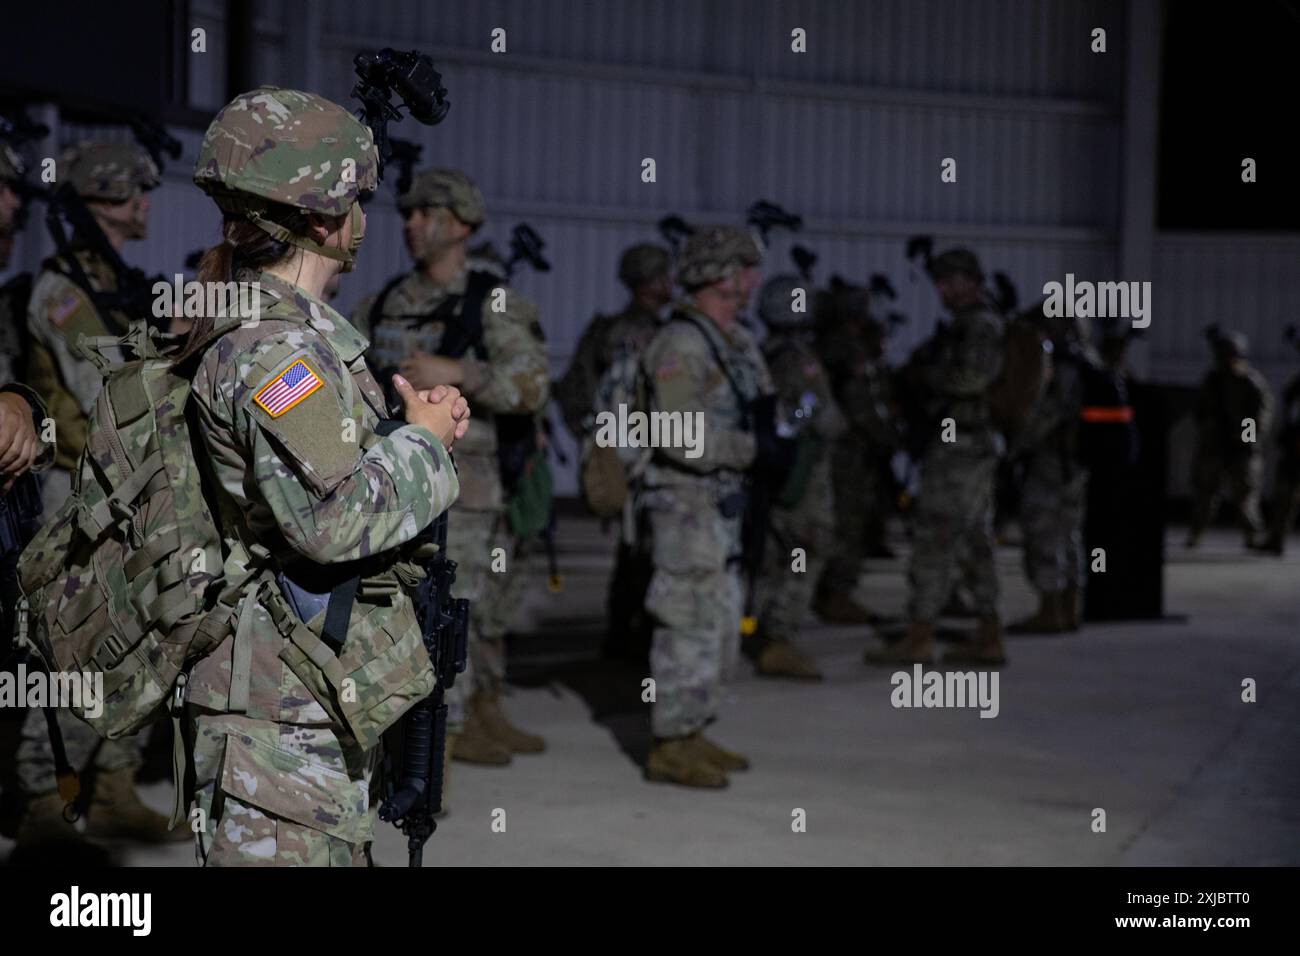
{"left": 218, "top": 195, "right": 363, "bottom": 271}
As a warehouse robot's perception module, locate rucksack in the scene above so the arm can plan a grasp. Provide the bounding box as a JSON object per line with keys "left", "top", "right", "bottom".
{"left": 578, "top": 341, "right": 648, "bottom": 519}
{"left": 988, "top": 314, "right": 1051, "bottom": 438}
{"left": 16, "top": 319, "right": 251, "bottom": 740}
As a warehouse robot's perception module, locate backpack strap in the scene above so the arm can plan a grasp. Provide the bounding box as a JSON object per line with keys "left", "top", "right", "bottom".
{"left": 434, "top": 270, "right": 497, "bottom": 360}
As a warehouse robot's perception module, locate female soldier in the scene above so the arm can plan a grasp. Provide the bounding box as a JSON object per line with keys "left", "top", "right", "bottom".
{"left": 178, "top": 87, "right": 468, "bottom": 866}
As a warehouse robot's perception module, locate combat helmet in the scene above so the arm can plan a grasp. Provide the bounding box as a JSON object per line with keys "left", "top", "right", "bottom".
{"left": 617, "top": 243, "right": 671, "bottom": 289}
{"left": 677, "top": 225, "right": 763, "bottom": 290}
{"left": 193, "top": 86, "right": 379, "bottom": 270}
{"left": 398, "top": 168, "right": 485, "bottom": 227}
{"left": 63, "top": 142, "right": 159, "bottom": 202}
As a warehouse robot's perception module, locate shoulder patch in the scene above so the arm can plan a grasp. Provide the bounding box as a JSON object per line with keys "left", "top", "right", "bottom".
{"left": 253, "top": 358, "right": 325, "bottom": 418}
{"left": 49, "top": 294, "right": 82, "bottom": 327}
{"left": 656, "top": 356, "right": 683, "bottom": 380}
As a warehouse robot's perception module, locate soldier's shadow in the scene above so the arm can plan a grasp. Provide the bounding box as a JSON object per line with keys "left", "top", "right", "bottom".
{"left": 509, "top": 653, "right": 653, "bottom": 769}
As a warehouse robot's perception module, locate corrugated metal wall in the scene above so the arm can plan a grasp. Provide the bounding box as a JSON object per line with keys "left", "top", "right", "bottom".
{"left": 1151, "top": 235, "right": 1300, "bottom": 389}
{"left": 23, "top": 1, "right": 1293, "bottom": 500}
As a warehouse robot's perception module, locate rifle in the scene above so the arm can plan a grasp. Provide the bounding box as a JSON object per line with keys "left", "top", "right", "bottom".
{"left": 377, "top": 507, "right": 469, "bottom": 867}
{"left": 1, "top": 472, "right": 42, "bottom": 661}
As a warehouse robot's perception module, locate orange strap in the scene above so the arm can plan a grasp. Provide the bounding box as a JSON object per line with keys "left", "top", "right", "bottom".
{"left": 1080, "top": 406, "right": 1134, "bottom": 423}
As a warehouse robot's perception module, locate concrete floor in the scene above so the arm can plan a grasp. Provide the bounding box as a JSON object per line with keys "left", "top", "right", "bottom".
{"left": 5, "top": 517, "right": 1298, "bottom": 866}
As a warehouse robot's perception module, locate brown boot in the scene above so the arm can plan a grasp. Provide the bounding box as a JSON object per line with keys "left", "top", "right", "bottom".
{"left": 756, "top": 639, "right": 823, "bottom": 680}
{"left": 1062, "top": 584, "right": 1083, "bottom": 631}
{"left": 1007, "top": 591, "right": 1069, "bottom": 634}
{"left": 689, "top": 732, "right": 750, "bottom": 771}
{"left": 84, "top": 769, "right": 189, "bottom": 842}
{"left": 864, "top": 619, "right": 934, "bottom": 666}
{"left": 14, "top": 791, "right": 84, "bottom": 848}
{"left": 474, "top": 691, "right": 546, "bottom": 754}
{"left": 943, "top": 616, "right": 1007, "bottom": 666}
{"left": 451, "top": 705, "right": 513, "bottom": 765}
{"left": 644, "top": 737, "right": 728, "bottom": 789}
{"left": 813, "top": 590, "right": 877, "bottom": 625}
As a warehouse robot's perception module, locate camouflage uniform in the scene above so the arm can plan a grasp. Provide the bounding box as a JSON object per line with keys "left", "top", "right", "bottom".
{"left": 352, "top": 170, "right": 550, "bottom": 744}
{"left": 908, "top": 300, "right": 1004, "bottom": 620}
{"left": 16, "top": 143, "right": 160, "bottom": 809}
{"left": 555, "top": 243, "right": 670, "bottom": 659}
{"left": 184, "top": 87, "right": 459, "bottom": 866}
{"left": 1008, "top": 340, "right": 1091, "bottom": 632}
{"left": 815, "top": 288, "right": 900, "bottom": 617}
{"left": 640, "top": 228, "right": 768, "bottom": 748}
{"left": 866, "top": 250, "right": 1006, "bottom": 667}
{"left": 752, "top": 276, "right": 846, "bottom": 677}
{"left": 1188, "top": 334, "right": 1273, "bottom": 547}
{"left": 554, "top": 243, "right": 669, "bottom": 439}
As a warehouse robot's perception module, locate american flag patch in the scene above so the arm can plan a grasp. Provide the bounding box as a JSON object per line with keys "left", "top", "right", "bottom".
{"left": 253, "top": 359, "right": 325, "bottom": 418}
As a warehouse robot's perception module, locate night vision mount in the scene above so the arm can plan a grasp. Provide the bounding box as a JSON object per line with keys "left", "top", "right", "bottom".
{"left": 352, "top": 49, "right": 450, "bottom": 180}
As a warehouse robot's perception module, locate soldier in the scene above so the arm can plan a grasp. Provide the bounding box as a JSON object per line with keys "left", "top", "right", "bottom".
{"left": 751, "top": 275, "right": 848, "bottom": 679}
{"left": 353, "top": 168, "right": 550, "bottom": 766}
{"left": 555, "top": 243, "right": 673, "bottom": 660}
{"left": 864, "top": 248, "right": 1006, "bottom": 667}
{"left": 1260, "top": 358, "right": 1300, "bottom": 555}
{"left": 639, "top": 225, "right": 773, "bottom": 788}
{"left": 813, "top": 284, "right": 894, "bottom": 624}
{"left": 12, "top": 141, "right": 183, "bottom": 849}
{"left": 554, "top": 243, "right": 672, "bottom": 438}
{"left": 1186, "top": 330, "right": 1272, "bottom": 549}
{"left": 1007, "top": 311, "right": 1093, "bottom": 633}
{"left": 1, "top": 137, "right": 30, "bottom": 386}
{"left": 180, "top": 86, "right": 468, "bottom": 865}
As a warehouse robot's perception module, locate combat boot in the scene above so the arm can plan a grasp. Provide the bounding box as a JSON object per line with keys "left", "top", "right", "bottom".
{"left": 1062, "top": 584, "right": 1083, "bottom": 631}
{"left": 474, "top": 691, "right": 546, "bottom": 754}
{"left": 1007, "top": 591, "right": 1069, "bottom": 634}
{"left": 756, "top": 638, "right": 823, "bottom": 680}
{"left": 814, "top": 590, "right": 877, "bottom": 625}
{"left": 14, "top": 791, "right": 85, "bottom": 848}
{"left": 863, "top": 619, "right": 934, "bottom": 666}
{"left": 451, "top": 706, "right": 513, "bottom": 765}
{"left": 644, "top": 737, "right": 728, "bottom": 789}
{"left": 943, "top": 616, "right": 1007, "bottom": 666}
{"left": 689, "top": 731, "right": 750, "bottom": 771}
{"left": 84, "top": 769, "right": 189, "bottom": 842}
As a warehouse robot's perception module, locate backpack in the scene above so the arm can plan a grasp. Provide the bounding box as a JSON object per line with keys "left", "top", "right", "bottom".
{"left": 1077, "top": 358, "right": 1139, "bottom": 470}
{"left": 988, "top": 314, "right": 1051, "bottom": 438}
{"left": 16, "top": 319, "right": 251, "bottom": 740}
{"left": 578, "top": 341, "right": 648, "bottom": 519}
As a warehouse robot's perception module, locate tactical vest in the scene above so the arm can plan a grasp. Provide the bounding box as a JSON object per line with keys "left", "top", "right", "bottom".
{"left": 369, "top": 270, "right": 538, "bottom": 494}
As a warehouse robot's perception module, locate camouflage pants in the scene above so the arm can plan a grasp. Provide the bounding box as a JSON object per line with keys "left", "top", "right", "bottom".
{"left": 16, "top": 706, "right": 144, "bottom": 796}
{"left": 1019, "top": 450, "right": 1088, "bottom": 594}
{"left": 1192, "top": 453, "right": 1265, "bottom": 539}
{"left": 643, "top": 483, "right": 744, "bottom": 738}
{"left": 821, "top": 433, "right": 871, "bottom": 593}
{"left": 760, "top": 456, "right": 835, "bottom": 639}
{"left": 1270, "top": 464, "right": 1300, "bottom": 547}
{"left": 909, "top": 442, "right": 999, "bottom": 621}
{"left": 190, "top": 711, "right": 377, "bottom": 867}
{"left": 17, "top": 465, "right": 145, "bottom": 795}
{"left": 444, "top": 508, "right": 508, "bottom": 730}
